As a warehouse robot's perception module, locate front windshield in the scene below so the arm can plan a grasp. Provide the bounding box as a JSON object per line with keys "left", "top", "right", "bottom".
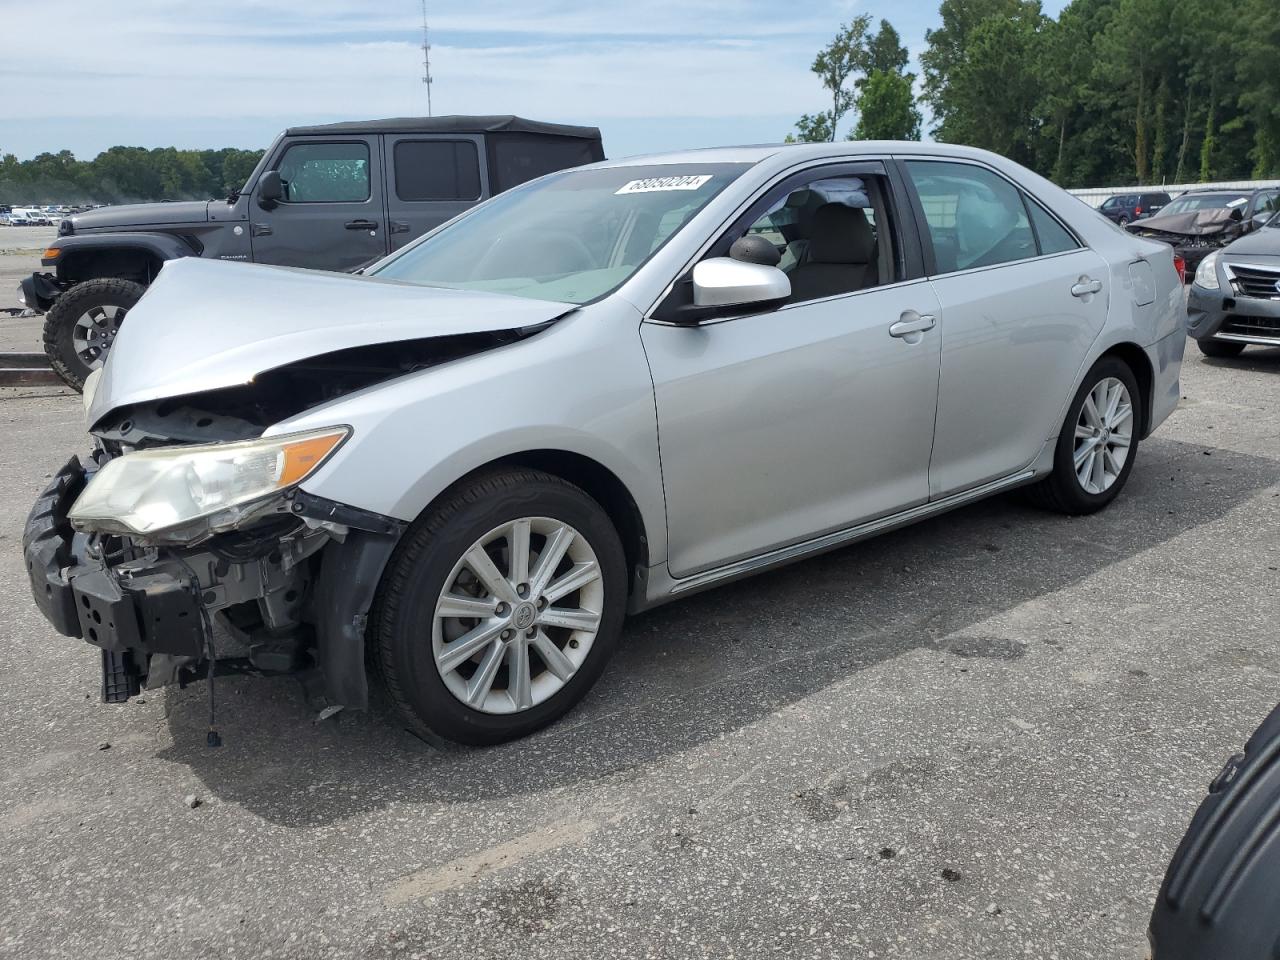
{"left": 1162, "top": 194, "right": 1248, "bottom": 215}
{"left": 370, "top": 162, "right": 750, "bottom": 304}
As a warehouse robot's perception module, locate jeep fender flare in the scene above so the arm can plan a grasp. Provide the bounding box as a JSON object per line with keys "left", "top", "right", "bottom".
{"left": 46, "top": 231, "right": 198, "bottom": 285}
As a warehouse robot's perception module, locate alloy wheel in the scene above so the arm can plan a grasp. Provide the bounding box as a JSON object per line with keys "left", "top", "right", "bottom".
{"left": 1073, "top": 376, "right": 1133, "bottom": 495}
{"left": 432, "top": 517, "right": 604, "bottom": 715}
{"left": 71, "top": 304, "right": 127, "bottom": 369}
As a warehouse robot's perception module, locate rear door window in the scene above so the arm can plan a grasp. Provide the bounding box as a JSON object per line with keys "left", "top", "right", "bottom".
{"left": 905, "top": 160, "right": 1036, "bottom": 272}
{"left": 393, "top": 140, "right": 482, "bottom": 201}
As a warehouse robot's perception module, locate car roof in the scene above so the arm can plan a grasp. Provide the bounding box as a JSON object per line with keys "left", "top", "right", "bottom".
{"left": 284, "top": 114, "right": 601, "bottom": 140}
{"left": 595, "top": 140, "right": 1014, "bottom": 169}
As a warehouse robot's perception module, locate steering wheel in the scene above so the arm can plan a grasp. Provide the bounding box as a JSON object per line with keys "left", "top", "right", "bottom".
{"left": 536, "top": 230, "right": 597, "bottom": 273}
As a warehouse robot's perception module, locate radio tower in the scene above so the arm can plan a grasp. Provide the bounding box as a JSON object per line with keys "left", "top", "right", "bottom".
{"left": 420, "top": 0, "right": 434, "bottom": 116}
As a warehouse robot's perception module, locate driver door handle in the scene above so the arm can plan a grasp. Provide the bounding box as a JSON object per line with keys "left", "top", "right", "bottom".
{"left": 345, "top": 219, "right": 379, "bottom": 231}
{"left": 889, "top": 311, "right": 936, "bottom": 338}
{"left": 1071, "top": 278, "right": 1103, "bottom": 298}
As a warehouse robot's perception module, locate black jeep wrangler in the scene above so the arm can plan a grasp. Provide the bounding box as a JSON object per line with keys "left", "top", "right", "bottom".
{"left": 19, "top": 115, "right": 603, "bottom": 390}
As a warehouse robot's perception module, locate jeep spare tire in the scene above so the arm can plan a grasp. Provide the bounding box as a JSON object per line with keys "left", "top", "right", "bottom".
{"left": 43, "top": 278, "right": 145, "bottom": 392}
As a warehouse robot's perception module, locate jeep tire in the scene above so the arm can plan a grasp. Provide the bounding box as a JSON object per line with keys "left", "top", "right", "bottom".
{"left": 43, "top": 278, "right": 146, "bottom": 392}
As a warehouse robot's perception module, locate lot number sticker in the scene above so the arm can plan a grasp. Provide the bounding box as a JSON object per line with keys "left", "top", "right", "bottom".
{"left": 616, "top": 175, "right": 713, "bottom": 195}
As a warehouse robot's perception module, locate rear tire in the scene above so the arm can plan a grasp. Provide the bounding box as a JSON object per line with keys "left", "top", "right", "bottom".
{"left": 1025, "top": 356, "right": 1142, "bottom": 515}
{"left": 43, "top": 278, "right": 145, "bottom": 391}
{"left": 1196, "top": 338, "right": 1246, "bottom": 359}
{"left": 372, "top": 468, "right": 627, "bottom": 748}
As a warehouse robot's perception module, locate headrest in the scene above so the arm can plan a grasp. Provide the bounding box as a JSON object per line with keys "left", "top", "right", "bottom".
{"left": 807, "top": 203, "right": 875, "bottom": 264}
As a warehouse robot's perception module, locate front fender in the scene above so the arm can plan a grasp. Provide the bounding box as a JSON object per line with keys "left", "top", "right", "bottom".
{"left": 48, "top": 231, "right": 197, "bottom": 277}
{"left": 269, "top": 304, "right": 670, "bottom": 565}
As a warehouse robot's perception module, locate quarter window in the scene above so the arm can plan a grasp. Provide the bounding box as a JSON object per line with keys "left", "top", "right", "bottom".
{"left": 394, "top": 140, "right": 482, "bottom": 201}
{"left": 1024, "top": 197, "right": 1079, "bottom": 255}
{"left": 276, "top": 142, "right": 370, "bottom": 203}
{"left": 906, "top": 161, "right": 1036, "bottom": 272}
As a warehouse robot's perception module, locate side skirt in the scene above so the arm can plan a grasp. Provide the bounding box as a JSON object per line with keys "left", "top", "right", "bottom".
{"left": 634, "top": 469, "right": 1038, "bottom": 612}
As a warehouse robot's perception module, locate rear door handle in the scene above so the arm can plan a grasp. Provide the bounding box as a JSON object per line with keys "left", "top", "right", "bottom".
{"left": 1071, "top": 277, "right": 1103, "bottom": 298}
{"left": 345, "top": 219, "right": 379, "bottom": 231}
{"left": 889, "top": 312, "right": 936, "bottom": 338}
{"left": 389, "top": 220, "right": 411, "bottom": 235}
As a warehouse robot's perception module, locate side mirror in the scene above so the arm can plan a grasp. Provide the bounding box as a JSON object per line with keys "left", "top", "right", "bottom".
{"left": 257, "top": 170, "right": 283, "bottom": 207}
{"left": 692, "top": 257, "right": 790, "bottom": 309}
{"left": 1250, "top": 212, "right": 1272, "bottom": 232}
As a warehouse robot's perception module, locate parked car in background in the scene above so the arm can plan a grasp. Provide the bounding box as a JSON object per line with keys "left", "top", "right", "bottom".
{"left": 23, "top": 141, "right": 1185, "bottom": 746}
{"left": 16, "top": 115, "right": 605, "bottom": 390}
{"left": 1128, "top": 187, "right": 1280, "bottom": 276}
{"left": 1187, "top": 209, "right": 1280, "bottom": 357}
{"left": 1098, "top": 191, "right": 1170, "bottom": 225}
{"left": 8, "top": 208, "right": 40, "bottom": 226}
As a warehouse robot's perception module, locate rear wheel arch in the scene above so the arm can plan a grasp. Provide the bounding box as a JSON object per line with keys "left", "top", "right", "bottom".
{"left": 1098, "top": 342, "right": 1153, "bottom": 438}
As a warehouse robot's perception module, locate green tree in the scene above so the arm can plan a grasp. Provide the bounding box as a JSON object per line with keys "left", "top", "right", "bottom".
{"left": 863, "top": 19, "right": 909, "bottom": 80}
{"left": 789, "top": 15, "right": 872, "bottom": 142}
{"left": 852, "top": 70, "right": 922, "bottom": 140}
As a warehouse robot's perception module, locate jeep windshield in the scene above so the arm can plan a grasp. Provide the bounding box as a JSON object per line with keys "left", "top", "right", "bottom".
{"left": 369, "top": 162, "right": 750, "bottom": 304}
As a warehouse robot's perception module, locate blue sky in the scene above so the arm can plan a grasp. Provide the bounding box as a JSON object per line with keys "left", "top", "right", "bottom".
{"left": 1, "top": 0, "right": 1069, "bottom": 161}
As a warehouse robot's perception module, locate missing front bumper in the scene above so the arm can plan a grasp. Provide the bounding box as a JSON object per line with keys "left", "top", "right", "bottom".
{"left": 22, "top": 455, "right": 405, "bottom": 710}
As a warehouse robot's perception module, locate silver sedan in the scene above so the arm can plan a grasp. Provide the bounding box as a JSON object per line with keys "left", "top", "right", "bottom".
{"left": 30, "top": 142, "right": 1186, "bottom": 747}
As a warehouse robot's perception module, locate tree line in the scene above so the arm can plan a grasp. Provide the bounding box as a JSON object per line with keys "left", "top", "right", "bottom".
{"left": 793, "top": 0, "right": 1280, "bottom": 187}
{"left": 0, "top": 146, "right": 264, "bottom": 205}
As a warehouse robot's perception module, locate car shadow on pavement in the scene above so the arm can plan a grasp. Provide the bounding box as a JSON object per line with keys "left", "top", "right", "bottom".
{"left": 1199, "top": 345, "right": 1280, "bottom": 370}
{"left": 155, "top": 436, "right": 1280, "bottom": 826}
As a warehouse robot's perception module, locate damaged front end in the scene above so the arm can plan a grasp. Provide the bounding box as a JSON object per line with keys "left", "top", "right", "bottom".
{"left": 24, "top": 428, "right": 404, "bottom": 711}
{"left": 1126, "top": 208, "right": 1246, "bottom": 268}
{"left": 23, "top": 256, "right": 572, "bottom": 717}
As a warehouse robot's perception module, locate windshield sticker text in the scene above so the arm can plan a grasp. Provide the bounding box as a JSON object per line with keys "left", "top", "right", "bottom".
{"left": 615, "top": 175, "right": 713, "bottom": 195}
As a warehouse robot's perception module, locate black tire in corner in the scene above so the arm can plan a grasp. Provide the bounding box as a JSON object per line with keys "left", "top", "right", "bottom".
{"left": 1196, "top": 338, "right": 1246, "bottom": 359}
{"left": 1025, "top": 355, "right": 1143, "bottom": 516}
{"left": 42, "top": 278, "right": 145, "bottom": 392}
{"left": 371, "top": 468, "right": 627, "bottom": 748}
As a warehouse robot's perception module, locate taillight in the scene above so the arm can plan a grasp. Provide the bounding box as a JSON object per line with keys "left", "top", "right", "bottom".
{"left": 1173, "top": 254, "right": 1186, "bottom": 283}
{"left": 1135, "top": 206, "right": 1143, "bottom": 216}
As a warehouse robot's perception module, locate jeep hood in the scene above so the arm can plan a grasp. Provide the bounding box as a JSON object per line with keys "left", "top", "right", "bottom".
{"left": 70, "top": 200, "right": 212, "bottom": 231}
{"left": 90, "top": 258, "right": 573, "bottom": 423}
{"left": 1128, "top": 208, "right": 1237, "bottom": 238}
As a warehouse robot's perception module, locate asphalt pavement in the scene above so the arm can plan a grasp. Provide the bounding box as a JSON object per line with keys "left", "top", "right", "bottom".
{"left": 0, "top": 340, "right": 1277, "bottom": 960}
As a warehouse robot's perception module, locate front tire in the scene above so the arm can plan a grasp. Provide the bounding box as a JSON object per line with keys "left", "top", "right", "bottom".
{"left": 1026, "top": 356, "right": 1142, "bottom": 515}
{"left": 42, "top": 278, "right": 145, "bottom": 391}
{"left": 1196, "top": 338, "right": 1246, "bottom": 359}
{"left": 372, "top": 468, "right": 627, "bottom": 747}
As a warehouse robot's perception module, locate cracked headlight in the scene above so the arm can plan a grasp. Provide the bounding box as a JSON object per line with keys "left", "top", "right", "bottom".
{"left": 1193, "top": 251, "right": 1221, "bottom": 290}
{"left": 69, "top": 426, "right": 349, "bottom": 537}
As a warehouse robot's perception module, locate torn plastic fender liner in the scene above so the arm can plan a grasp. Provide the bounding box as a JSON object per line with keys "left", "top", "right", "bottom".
{"left": 312, "top": 529, "right": 402, "bottom": 710}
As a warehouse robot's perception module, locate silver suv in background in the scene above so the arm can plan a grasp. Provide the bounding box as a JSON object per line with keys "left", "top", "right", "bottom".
{"left": 24, "top": 141, "right": 1185, "bottom": 747}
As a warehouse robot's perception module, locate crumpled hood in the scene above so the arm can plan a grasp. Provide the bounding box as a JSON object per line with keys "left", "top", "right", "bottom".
{"left": 90, "top": 258, "right": 573, "bottom": 422}
{"left": 71, "top": 200, "right": 212, "bottom": 231}
{"left": 1128, "top": 208, "right": 1237, "bottom": 237}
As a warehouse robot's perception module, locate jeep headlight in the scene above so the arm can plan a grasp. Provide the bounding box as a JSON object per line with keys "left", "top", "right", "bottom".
{"left": 69, "top": 426, "right": 349, "bottom": 537}
{"left": 1193, "top": 251, "right": 1220, "bottom": 290}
